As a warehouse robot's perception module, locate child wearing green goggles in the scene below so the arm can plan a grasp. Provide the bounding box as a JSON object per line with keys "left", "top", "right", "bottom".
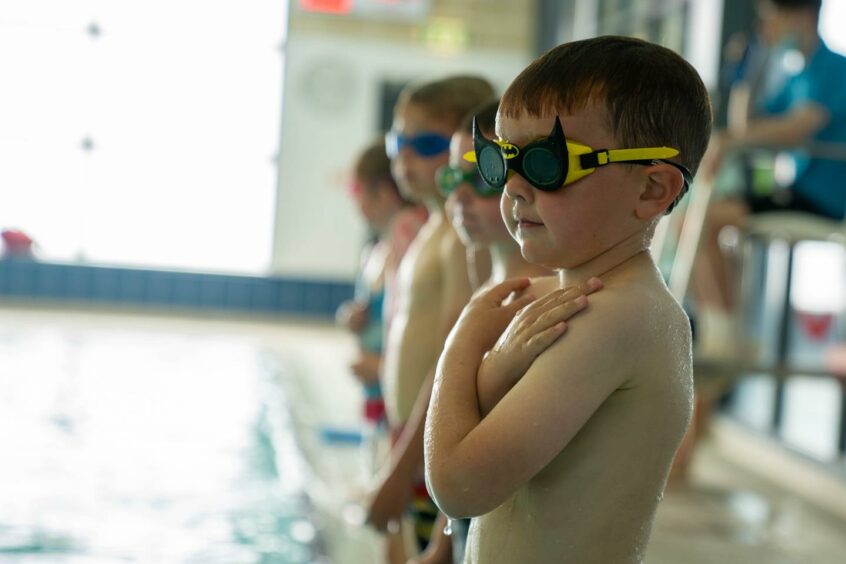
{"left": 436, "top": 164, "right": 501, "bottom": 199}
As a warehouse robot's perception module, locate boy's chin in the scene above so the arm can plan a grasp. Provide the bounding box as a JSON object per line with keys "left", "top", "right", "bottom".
{"left": 518, "top": 244, "right": 555, "bottom": 268}
{"left": 519, "top": 243, "right": 578, "bottom": 270}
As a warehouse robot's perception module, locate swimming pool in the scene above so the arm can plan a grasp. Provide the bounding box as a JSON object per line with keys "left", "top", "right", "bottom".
{"left": 0, "top": 309, "right": 325, "bottom": 563}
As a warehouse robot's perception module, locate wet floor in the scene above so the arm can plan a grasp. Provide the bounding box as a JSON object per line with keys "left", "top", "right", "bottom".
{"left": 647, "top": 438, "right": 846, "bottom": 564}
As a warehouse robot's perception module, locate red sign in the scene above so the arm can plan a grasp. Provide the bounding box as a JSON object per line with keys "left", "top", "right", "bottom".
{"left": 299, "top": 0, "right": 353, "bottom": 14}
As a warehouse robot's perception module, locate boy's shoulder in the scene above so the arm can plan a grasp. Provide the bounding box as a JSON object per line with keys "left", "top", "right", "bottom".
{"left": 401, "top": 213, "right": 443, "bottom": 265}
{"left": 590, "top": 278, "right": 688, "bottom": 336}
{"left": 519, "top": 287, "right": 686, "bottom": 405}
{"left": 388, "top": 206, "right": 428, "bottom": 251}
{"left": 529, "top": 272, "right": 684, "bottom": 322}
{"left": 535, "top": 276, "right": 689, "bottom": 375}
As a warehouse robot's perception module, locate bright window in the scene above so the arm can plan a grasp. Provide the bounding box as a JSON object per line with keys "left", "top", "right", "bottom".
{"left": 821, "top": 0, "right": 846, "bottom": 55}
{"left": 0, "top": 1, "right": 286, "bottom": 273}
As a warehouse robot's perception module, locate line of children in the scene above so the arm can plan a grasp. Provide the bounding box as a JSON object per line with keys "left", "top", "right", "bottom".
{"left": 336, "top": 139, "right": 427, "bottom": 477}
{"left": 365, "top": 75, "right": 495, "bottom": 563}
{"left": 336, "top": 34, "right": 711, "bottom": 563}
{"left": 438, "top": 98, "right": 554, "bottom": 563}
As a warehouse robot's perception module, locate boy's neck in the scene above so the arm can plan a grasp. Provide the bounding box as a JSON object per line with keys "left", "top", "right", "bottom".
{"left": 490, "top": 242, "right": 548, "bottom": 283}
{"left": 557, "top": 228, "right": 653, "bottom": 288}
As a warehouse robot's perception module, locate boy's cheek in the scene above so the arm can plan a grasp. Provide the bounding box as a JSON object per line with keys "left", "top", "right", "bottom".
{"left": 499, "top": 197, "right": 518, "bottom": 237}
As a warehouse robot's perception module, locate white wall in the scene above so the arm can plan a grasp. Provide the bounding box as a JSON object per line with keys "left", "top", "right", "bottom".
{"left": 271, "top": 32, "right": 530, "bottom": 280}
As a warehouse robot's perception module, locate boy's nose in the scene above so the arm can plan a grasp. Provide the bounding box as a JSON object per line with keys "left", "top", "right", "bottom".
{"left": 503, "top": 173, "right": 534, "bottom": 203}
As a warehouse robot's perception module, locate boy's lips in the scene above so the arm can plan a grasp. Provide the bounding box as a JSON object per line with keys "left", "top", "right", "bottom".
{"left": 514, "top": 214, "right": 544, "bottom": 229}
{"left": 518, "top": 219, "right": 543, "bottom": 228}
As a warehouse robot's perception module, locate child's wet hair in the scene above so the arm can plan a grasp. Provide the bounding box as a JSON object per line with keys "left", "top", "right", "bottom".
{"left": 500, "top": 36, "right": 712, "bottom": 212}
{"left": 399, "top": 75, "right": 496, "bottom": 131}
{"left": 460, "top": 98, "right": 499, "bottom": 139}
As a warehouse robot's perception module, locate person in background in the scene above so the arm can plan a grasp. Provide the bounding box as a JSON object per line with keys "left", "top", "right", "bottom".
{"left": 696, "top": 0, "right": 846, "bottom": 355}
{"left": 679, "top": 0, "right": 846, "bottom": 483}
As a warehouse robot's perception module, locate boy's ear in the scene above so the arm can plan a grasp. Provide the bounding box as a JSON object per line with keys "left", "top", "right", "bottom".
{"left": 634, "top": 164, "right": 684, "bottom": 220}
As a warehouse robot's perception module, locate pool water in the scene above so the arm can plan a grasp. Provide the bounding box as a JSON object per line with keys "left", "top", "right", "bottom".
{"left": 0, "top": 315, "right": 321, "bottom": 563}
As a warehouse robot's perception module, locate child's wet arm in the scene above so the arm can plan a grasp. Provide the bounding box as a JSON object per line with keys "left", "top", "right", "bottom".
{"left": 427, "top": 297, "right": 639, "bottom": 517}
{"left": 425, "top": 337, "right": 488, "bottom": 518}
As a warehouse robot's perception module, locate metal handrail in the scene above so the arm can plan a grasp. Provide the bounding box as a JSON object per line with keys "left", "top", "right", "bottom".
{"left": 733, "top": 141, "right": 846, "bottom": 162}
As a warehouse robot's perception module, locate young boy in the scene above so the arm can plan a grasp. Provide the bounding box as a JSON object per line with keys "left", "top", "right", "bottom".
{"left": 366, "top": 75, "right": 494, "bottom": 562}
{"left": 425, "top": 36, "right": 712, "bottom": 563}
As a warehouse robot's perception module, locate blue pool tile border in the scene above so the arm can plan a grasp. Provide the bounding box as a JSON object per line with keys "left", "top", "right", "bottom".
{"left": 0, "top": 259, "right": 353, "bottom": 318}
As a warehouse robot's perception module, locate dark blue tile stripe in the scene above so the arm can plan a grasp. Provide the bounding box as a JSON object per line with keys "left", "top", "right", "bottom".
{"left": 0, "top": 259, "right": 353, "bottom": 318}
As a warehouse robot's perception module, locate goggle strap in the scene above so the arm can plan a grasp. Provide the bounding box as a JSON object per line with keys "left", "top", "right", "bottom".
{"left": 580, "top": 147, "right": 680, "bottom": 169}
{"left": 579, "top": 153, "right": 693, "bottom": 192}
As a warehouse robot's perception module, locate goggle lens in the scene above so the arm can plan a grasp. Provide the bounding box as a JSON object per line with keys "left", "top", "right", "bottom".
{"left": 437, "top": 165, "right": 501, "bottom": 198}
{"left": 385, "top": 131, "right": 450, "bottom": 159}
{"left": 477, "top": 145, "right": 506, "bottom": 187}
{"left": 523, "top": 146, "right": 563, "bottom": 189}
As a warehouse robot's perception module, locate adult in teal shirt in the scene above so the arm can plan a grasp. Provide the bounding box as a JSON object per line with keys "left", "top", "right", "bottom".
{"left": 697, "top": 0, "right": 846, "bottom": 328}
{"left": 760, "top": 29, "right": 846, "bottom": 220}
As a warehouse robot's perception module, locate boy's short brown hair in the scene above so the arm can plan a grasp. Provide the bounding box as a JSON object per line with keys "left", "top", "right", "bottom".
{"left": 401, "top": 75, "right": 496, "bottom": 131}
{"left": 501, "top": 36, "right": 712, "bottom": 209}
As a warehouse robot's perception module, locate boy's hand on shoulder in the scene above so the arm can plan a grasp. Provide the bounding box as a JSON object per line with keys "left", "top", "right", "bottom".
{"left": 477, "top": 277, "right": 603, "bottom": 412}
{"left": 446, "top": 278, "right": 537, "bottom": 356}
